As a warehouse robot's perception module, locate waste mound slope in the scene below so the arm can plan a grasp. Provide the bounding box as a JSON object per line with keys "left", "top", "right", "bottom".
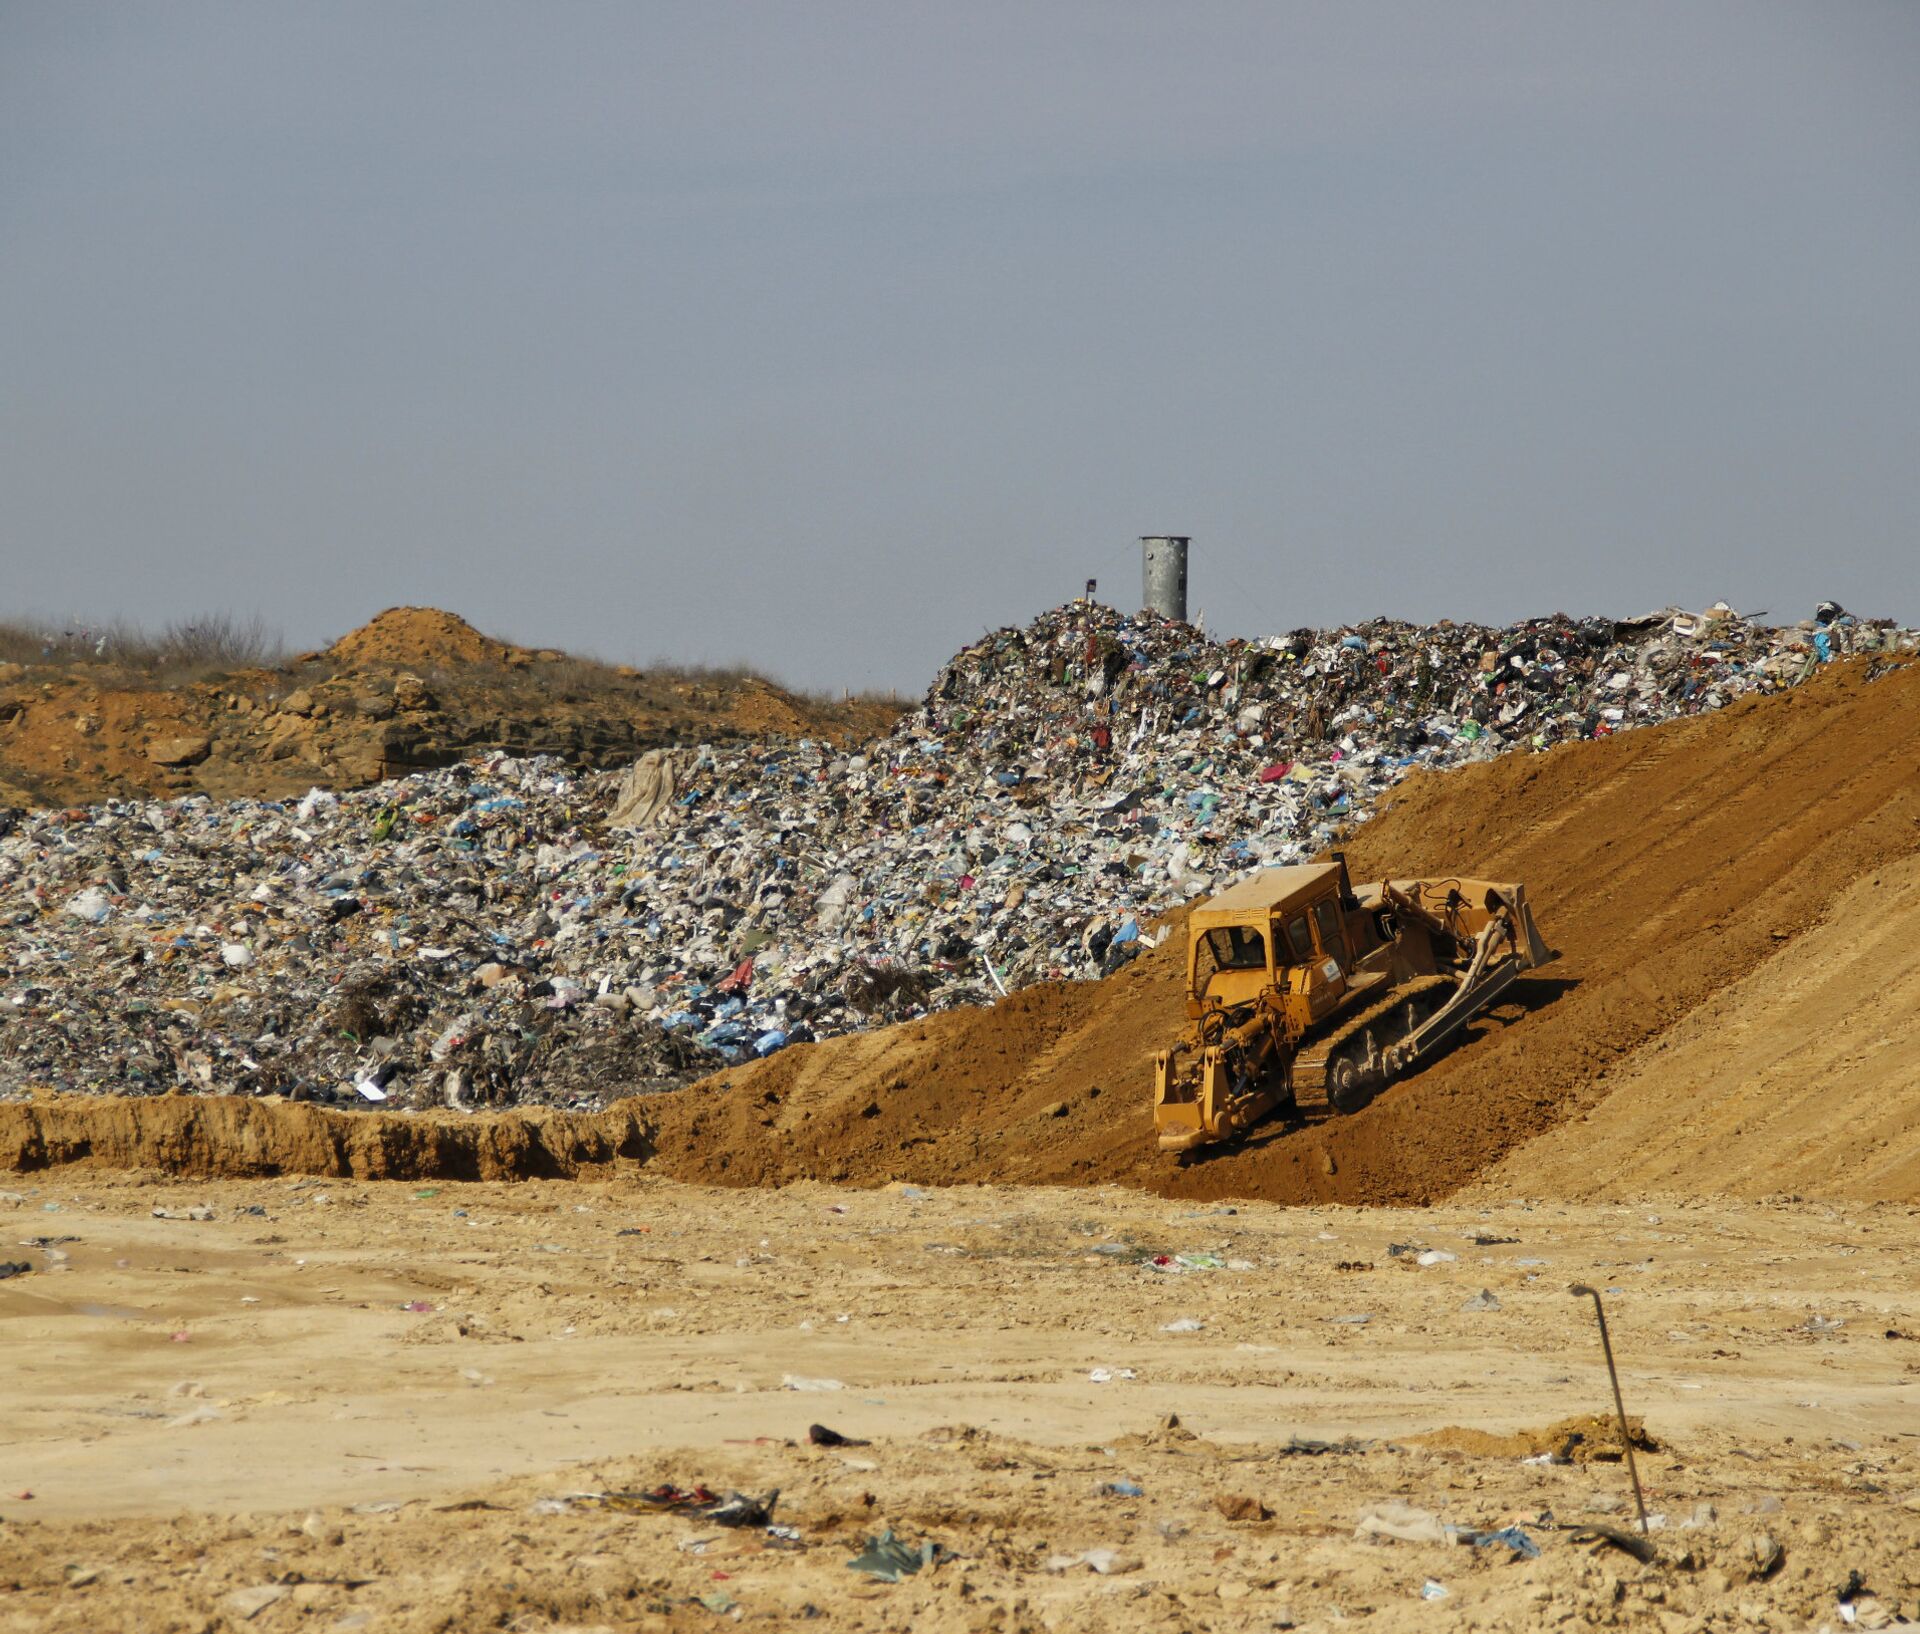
{"left": 640, "top": 655, "right": 1920, "bottom": 1203}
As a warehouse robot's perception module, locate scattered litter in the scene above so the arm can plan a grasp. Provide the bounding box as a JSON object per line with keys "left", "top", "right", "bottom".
{"left": 1146, "top": 1251, "right": 1225, "bottom": 1273}
{"left": 1567, "top": 1522, "right": 1657, "bottom": 1563}
{"left": 847, "top": 1529, "right": 945, "bottom": 1582}
{"left": 1161, "top": 1317, "right": 1205, "bottom": 1333}
{"left": 1356, "top": 1502, "right": 1450, "bottom": 1545}
{"left": 807, "top": 1423, "right": 867, "bottom": 1447}
{"left": 1329, "top": 1313, "right": 1372, "bottom": 1326}
{"left": 706, "top": 1490, "right": 779, "bottom": 1528}
{"left": 1453, "top": 1525, "right": 1540, "bottom": 1558}
{"left": 1416, "top": 1250, "right": 1457, "bottom": 1266}
{"left": 781, "top": 1374, "right": 845, "bottom": 1392}
{"left": 0, "top": 1261, "right": 29, "bottom": 1280}
{"left": 1460, "top": 1289, "right": 1503, "bottom": 1311}
{"left": 164, "top": 1403, "right": 224, "bottom": 1429}
{"left": 573, "top": 1484, "right": 778, "bottom": 1528}
{"left": 1087, "top": 1367, "right": 1137, "bottom": 1383}
{"left": 151, "top": 1205, "right": 214, "bottom": 1222}
{"left": 1100, "top": 1480, "right": 1144, "bottom": 1498}
{"left": 1279, "top": 1435, "right": 1371, "bottom": 1457}
{"left": 1046, "top": 1548, "right": 1139, "bottom": 1575}
{"left": 1421, "top": 1579, "right": 1449, "bottom": 1600}
{"left": 224, "top": 1585, "right": 289, "bottom": 1621}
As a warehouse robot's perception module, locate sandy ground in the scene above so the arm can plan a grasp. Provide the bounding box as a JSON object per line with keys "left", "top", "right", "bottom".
{"left": 3, "top": 1174, "right": 1919, "bottom": 1632}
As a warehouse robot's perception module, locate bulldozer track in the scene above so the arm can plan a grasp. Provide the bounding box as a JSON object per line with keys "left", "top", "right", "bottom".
{"left": 1297, "top": 974, "right": 1455, "bottom": 1088}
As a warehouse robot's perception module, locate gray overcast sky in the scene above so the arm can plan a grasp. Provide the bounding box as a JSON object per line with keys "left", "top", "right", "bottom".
{"left": 3, "top": 3, "right": 1917, "bottom": 691}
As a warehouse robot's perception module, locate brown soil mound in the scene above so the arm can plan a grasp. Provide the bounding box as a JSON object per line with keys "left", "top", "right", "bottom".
{"left": 9, "top": 657, "right": 1918, "bottom": 1202}
{"left": 323, "top": 606, "right": 519, "bottom": 668}
{"left": 1404, "top": 1413, "right": 1657, "bottom": 1464}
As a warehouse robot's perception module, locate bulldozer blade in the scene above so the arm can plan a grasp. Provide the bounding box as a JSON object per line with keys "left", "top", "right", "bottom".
{"left": 1493, "top": 883, "right": 1555, "bottom": 969}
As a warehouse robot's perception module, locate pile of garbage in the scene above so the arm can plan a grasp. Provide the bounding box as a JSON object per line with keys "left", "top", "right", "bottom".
{"left": 0, "top": 598, "right": 1909, "bottom": 1109}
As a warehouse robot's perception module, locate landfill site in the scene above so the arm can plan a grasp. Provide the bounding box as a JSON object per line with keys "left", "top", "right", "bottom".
{"left": 4, "top": 580, "right": 1920, "bottom": 1634}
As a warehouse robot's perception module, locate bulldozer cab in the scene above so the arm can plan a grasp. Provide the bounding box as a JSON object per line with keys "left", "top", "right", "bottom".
{"left": 1191, "top": 922, "right": 1273, "bottom": 1010}
{"left": 1186, "top": 862, "right": 1353, "bottom": 1025}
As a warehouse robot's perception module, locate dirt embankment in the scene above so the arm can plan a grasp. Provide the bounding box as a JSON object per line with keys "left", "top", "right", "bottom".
{"left": 0, "top": 607, "right": 900, "bottom": 809}
{"left": 0, "top": 1093, "right": 650, "bottom": 1182}
{"left": 4, "top": 656, "right": 1917, "bottom": 1203}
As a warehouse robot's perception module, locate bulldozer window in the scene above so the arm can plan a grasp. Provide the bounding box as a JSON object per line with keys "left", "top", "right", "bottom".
{"left": 1314, "top": 899, "right": 1347, "bottom": 965}
{"left": 1284, "top": 916, "right": 1314, "bottom": 962}
{"left": 1199, "top": 926, "right": 1268, "bottom": 976}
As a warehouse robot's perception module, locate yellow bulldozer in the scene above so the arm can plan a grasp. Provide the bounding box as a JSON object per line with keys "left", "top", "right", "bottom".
{"left": 1152, "top": 856, "right": 1553, "bottom": 1153}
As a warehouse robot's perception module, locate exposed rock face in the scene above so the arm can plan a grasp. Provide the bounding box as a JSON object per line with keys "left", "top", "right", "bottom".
{"left": 146, "top": 734, "right": 212, "bottom": 767}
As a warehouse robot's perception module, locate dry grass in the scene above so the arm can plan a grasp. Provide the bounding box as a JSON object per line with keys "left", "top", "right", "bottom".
{"left": 641, "top": 656, "right": 908, "bottom": 712}
{"left": 530, "top": 656, "right": 906, "bottom": 719}
{"left": 0, "top": 614, "right": 283, "bottom": 680}
{"left": 642, "top": 657, "right": 763, "bottom": 687}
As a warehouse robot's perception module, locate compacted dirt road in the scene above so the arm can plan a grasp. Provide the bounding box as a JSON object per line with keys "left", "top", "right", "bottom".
{"left": 3, "top": 1173, "right": 1918, "bottom": 1632}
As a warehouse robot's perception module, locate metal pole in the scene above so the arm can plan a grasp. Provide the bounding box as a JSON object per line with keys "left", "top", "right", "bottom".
{"left": 1569, "top": 1283, "right": 1650, "bottom": 1535}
